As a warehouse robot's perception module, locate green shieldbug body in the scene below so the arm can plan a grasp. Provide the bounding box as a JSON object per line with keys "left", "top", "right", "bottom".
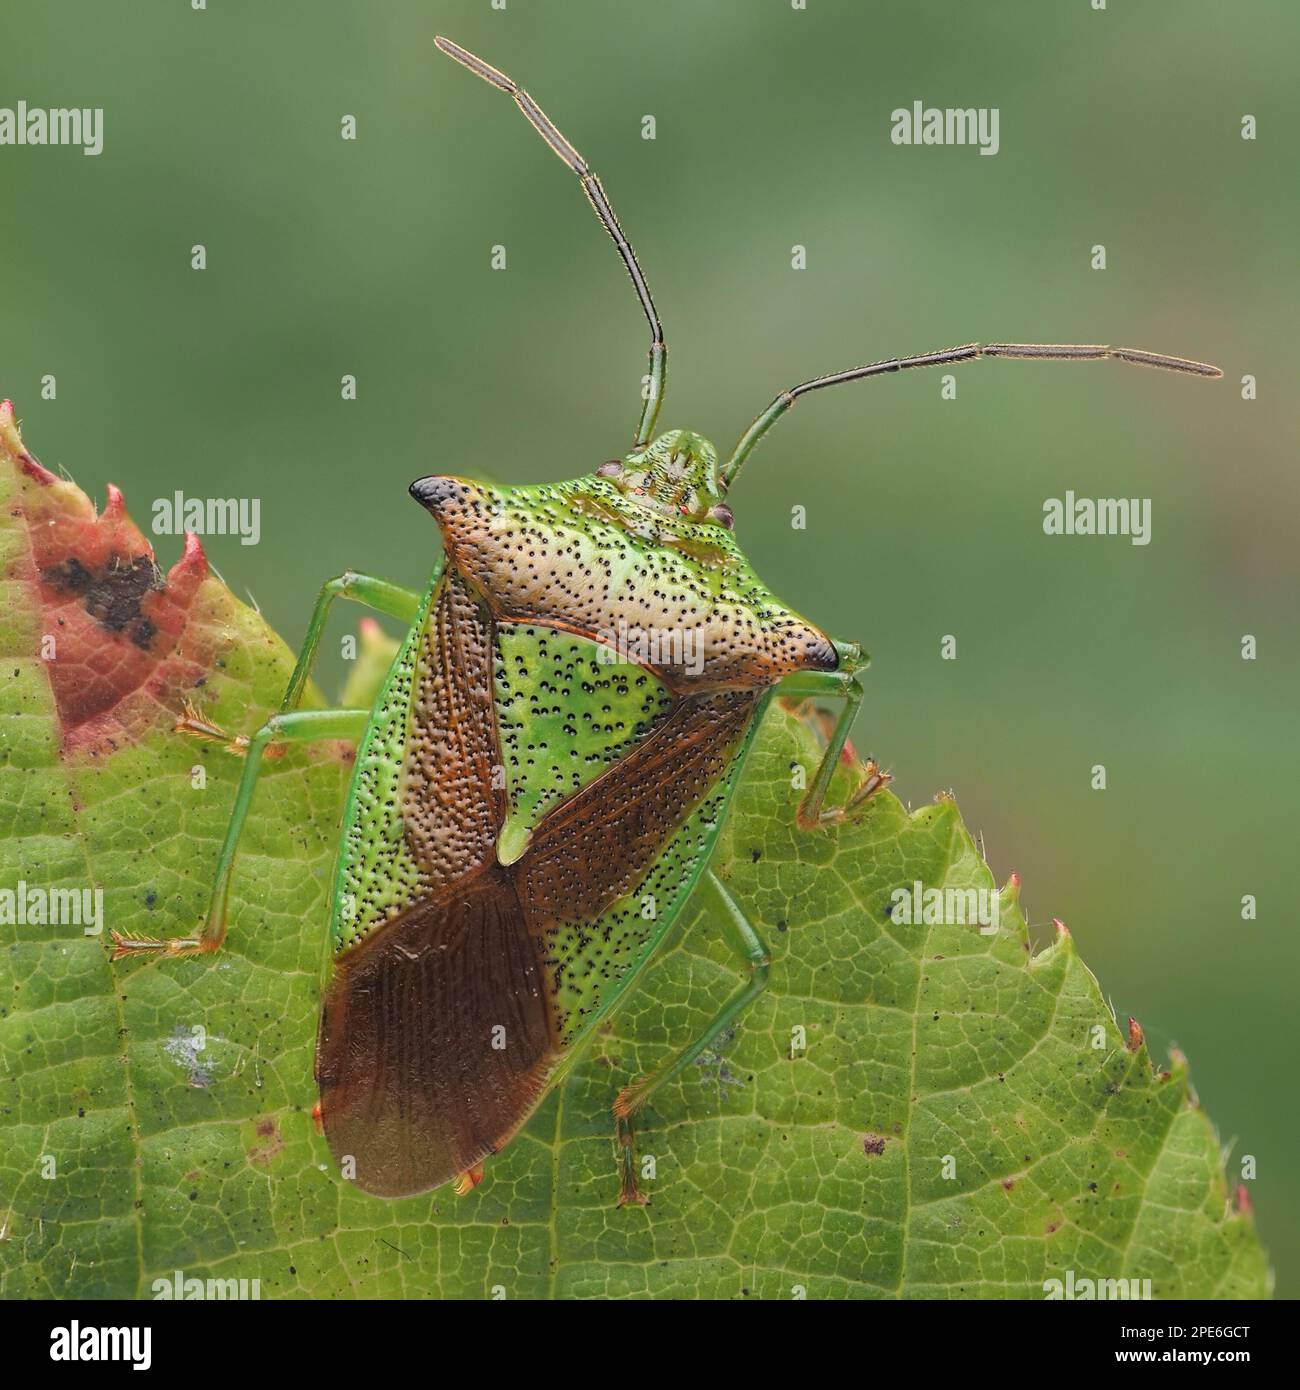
{"left": 111, "top": 38, "right": 1221, "bottom": 1204}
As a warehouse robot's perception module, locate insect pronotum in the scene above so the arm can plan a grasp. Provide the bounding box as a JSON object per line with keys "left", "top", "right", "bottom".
{"left": 112, "top": 37, "right": 1221, "bottom": 1205}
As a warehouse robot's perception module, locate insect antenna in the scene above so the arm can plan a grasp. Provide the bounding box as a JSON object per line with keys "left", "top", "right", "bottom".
{"left": 721, "top": 341, "right": 1223, "bottom": 489}
{"left": 435, "top": 36, "right": 667, "bottom": 446}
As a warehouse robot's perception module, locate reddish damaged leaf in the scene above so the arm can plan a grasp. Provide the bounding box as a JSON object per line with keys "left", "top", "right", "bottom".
{"left": 2, "top": 403, "right": 211, "bottom": 753}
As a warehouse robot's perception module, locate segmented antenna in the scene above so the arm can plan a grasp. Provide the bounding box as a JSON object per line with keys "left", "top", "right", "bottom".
{"left": 723, "top": 341, "right": 1222, "bottom": 488}
{"left": 436, "top": 37, "right": 667, "bottom": 446}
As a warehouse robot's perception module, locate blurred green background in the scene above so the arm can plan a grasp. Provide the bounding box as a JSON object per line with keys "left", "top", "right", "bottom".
{"left": 2, "top": 0, "right": 1295, "bottom": 1295}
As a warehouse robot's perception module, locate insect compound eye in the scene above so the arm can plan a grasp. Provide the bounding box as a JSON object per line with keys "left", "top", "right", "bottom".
{"left": 595, "top": 460, "right": 624, "bottom": 479}
{"left": 708, "top": 502, "right": 735, "bottom": 530}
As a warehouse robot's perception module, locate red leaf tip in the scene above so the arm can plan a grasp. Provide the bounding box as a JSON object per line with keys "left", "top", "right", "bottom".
{"left": 177, "top": 530, "right": 209, "bottom": 579}
{"left": 0, "top": 399, "right": 57, "bottom": 484}
{"left": 20, "top": 453, "right": 57, "bottom": 485}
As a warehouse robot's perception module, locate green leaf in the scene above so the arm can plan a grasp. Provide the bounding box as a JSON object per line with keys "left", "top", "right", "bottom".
{"left": 0, "top": 407, "right": 1269, "bottom": 1299}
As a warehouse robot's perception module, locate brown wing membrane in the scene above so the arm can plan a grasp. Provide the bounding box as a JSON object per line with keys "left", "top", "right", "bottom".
{"left": 317, "top": 865, "right": 555, "bottom": 1198}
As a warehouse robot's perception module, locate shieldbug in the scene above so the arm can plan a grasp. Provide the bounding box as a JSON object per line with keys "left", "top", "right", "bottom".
{"left": 112, "top": 37, "right": 1220, "bottom": 1204}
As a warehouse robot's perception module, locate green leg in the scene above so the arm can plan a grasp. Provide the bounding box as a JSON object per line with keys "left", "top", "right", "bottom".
{"left": 176, "top": 569, "right": 426, "bottom": 750}
{"left": 111, "top": 708, "right": 369, "bottom": 960}
{"left": 279, "top": 569, "right": 427, "bottom": 713}
{"left": 774, "top": 669, "right": 890, "bottom": 829}
{"left": 177, "top": 570, "right": 426, "bottom": 751}
{"left": 135, "top": 569, "right": 428, "bottom": 961}
{"left": 613, "top": 869, "right": 771, "bottom": 1205}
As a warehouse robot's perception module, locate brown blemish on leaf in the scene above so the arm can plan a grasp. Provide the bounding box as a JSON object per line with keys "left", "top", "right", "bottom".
{"left": 41, "top": 553, "right": 165, "bottom": 649}
{"left": 248, "top": 1118, "right": 284, "bottom": 1165}
{"left": 862, "top": 1134, "right": 887, "bottom": 1156}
